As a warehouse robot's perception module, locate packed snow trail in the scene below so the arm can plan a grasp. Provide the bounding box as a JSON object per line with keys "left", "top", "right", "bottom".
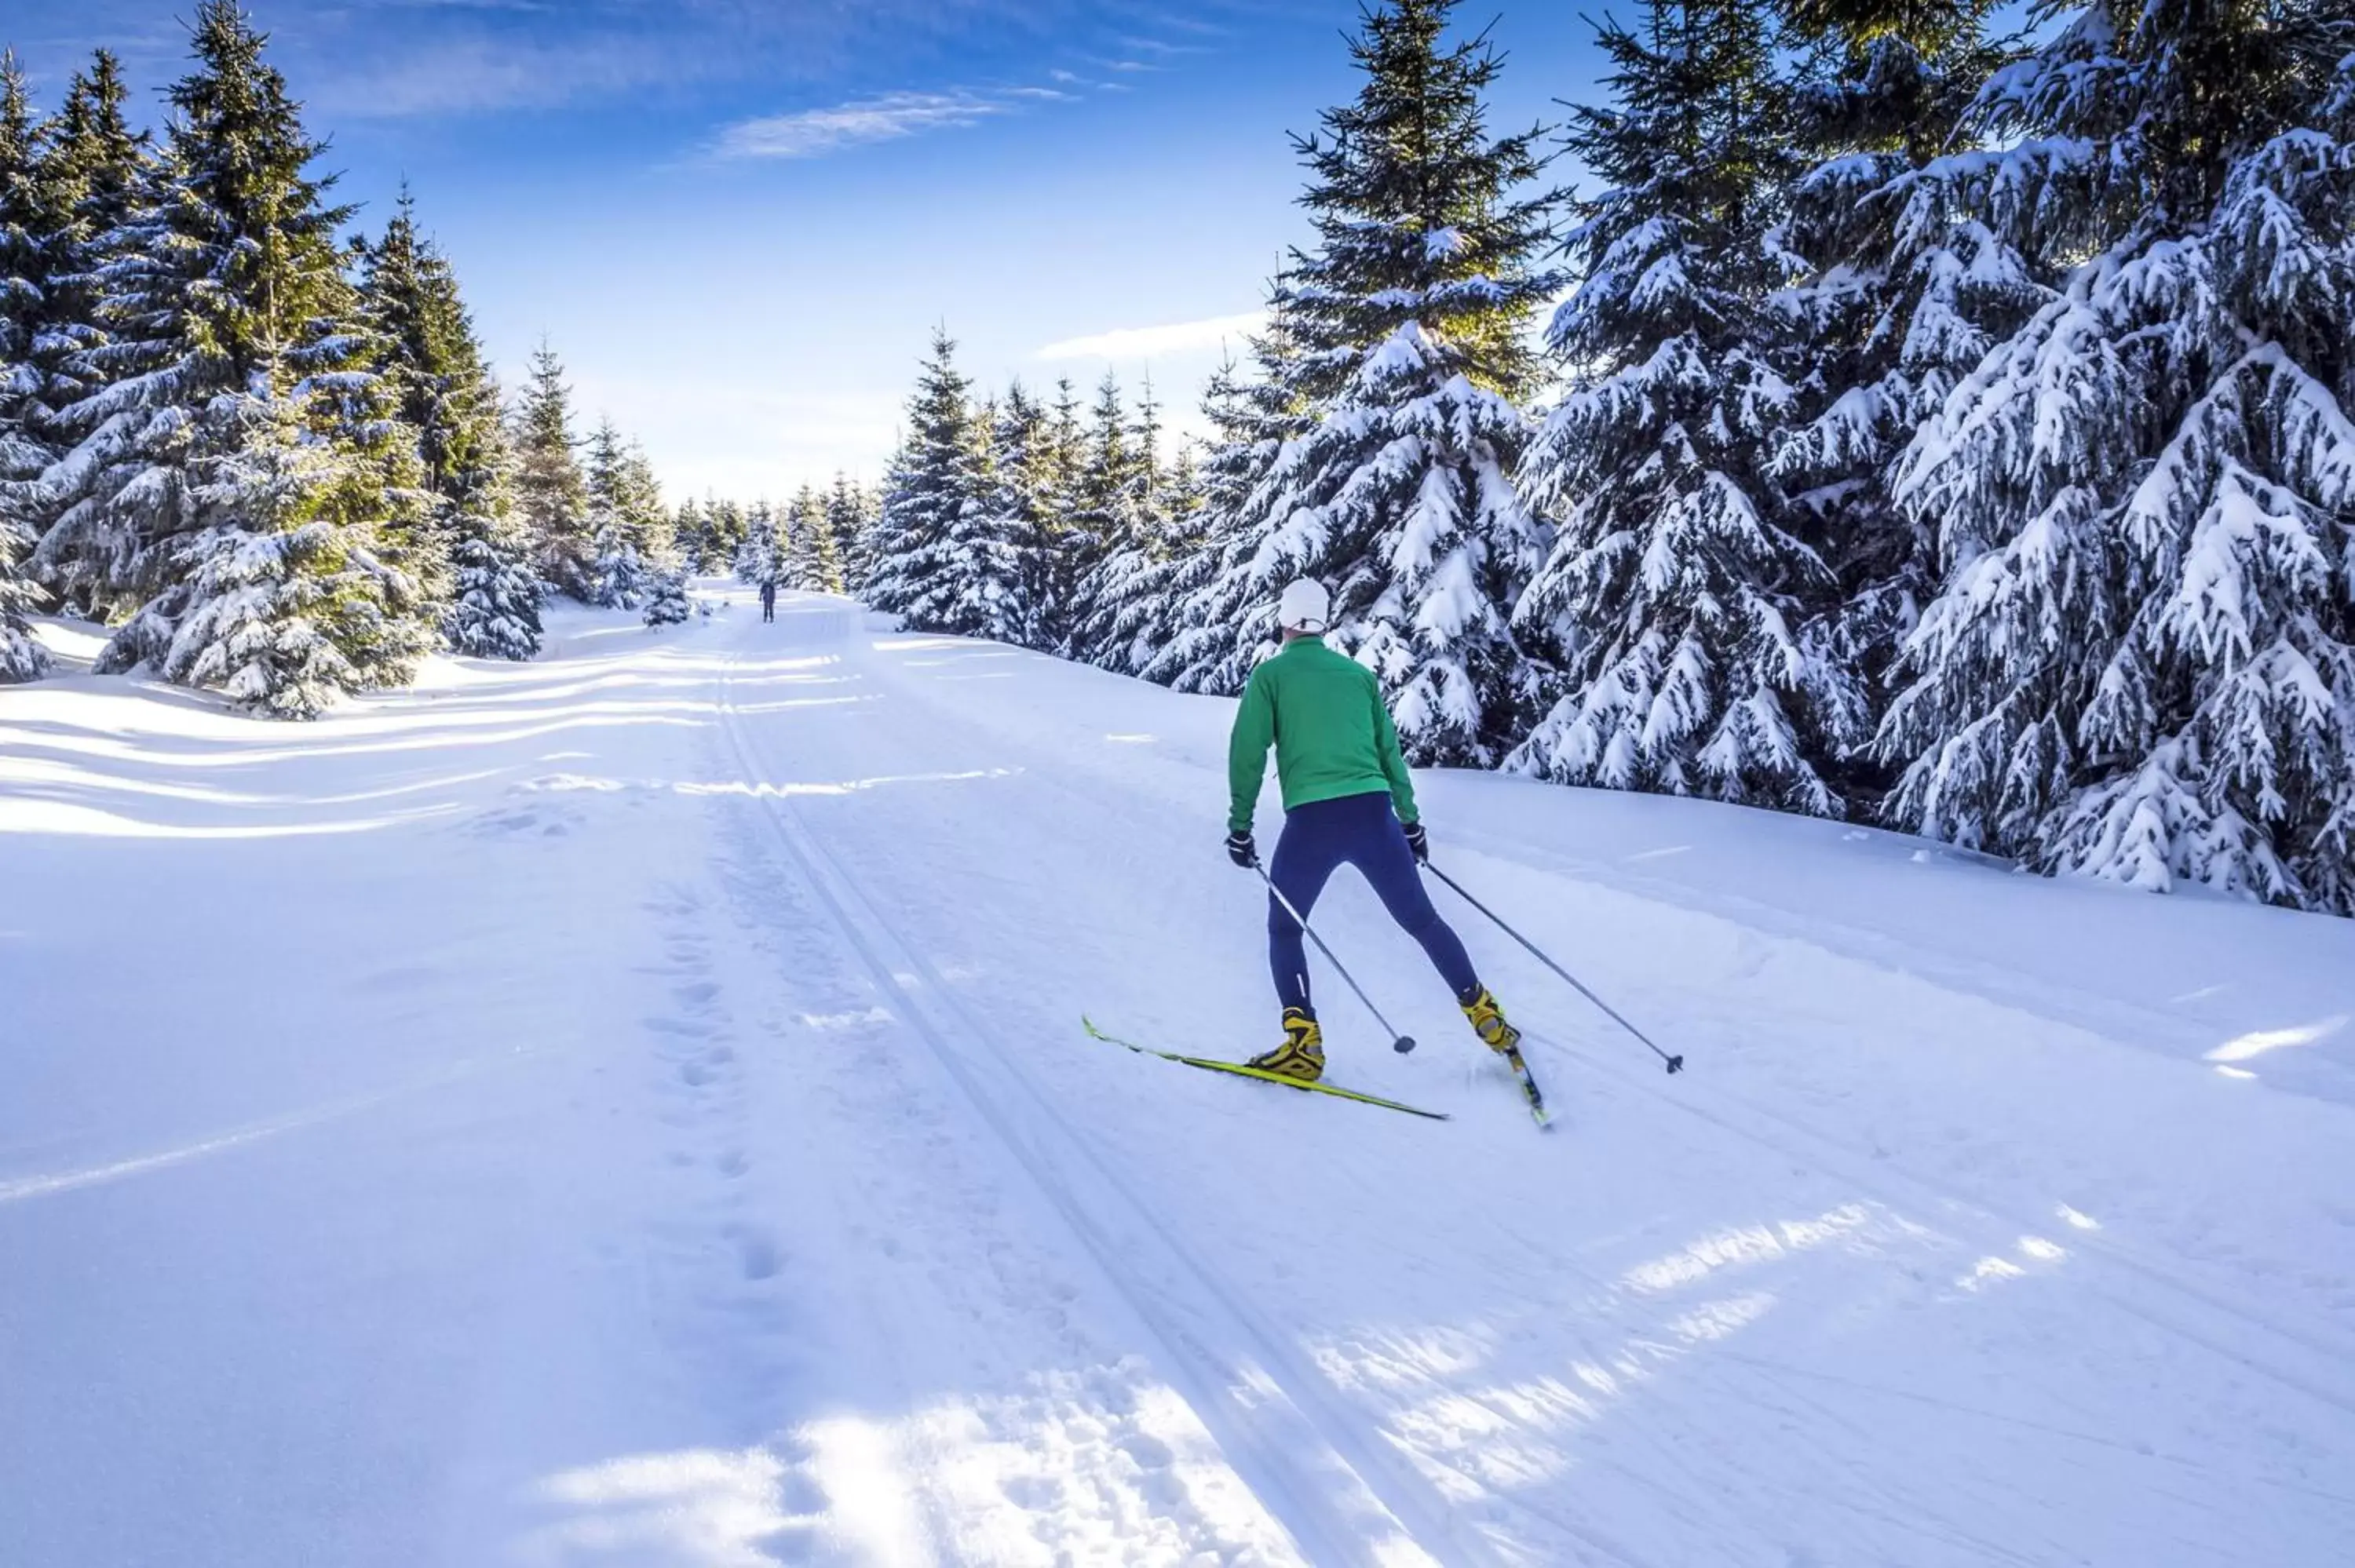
{"left": 4, "top": 589, "right": 2353, "bottom": 1567}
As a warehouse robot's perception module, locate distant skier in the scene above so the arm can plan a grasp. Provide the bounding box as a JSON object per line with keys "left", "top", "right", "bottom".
{"left": 759, "top": 580, "right": 777, "bottom": 623}
{"left": 1226, "top": 578, "right": 1520, "bottom": 1081}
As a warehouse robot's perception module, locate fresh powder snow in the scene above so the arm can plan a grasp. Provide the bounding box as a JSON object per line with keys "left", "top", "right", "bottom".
{"left": 3, "top": 585, "right": 2352, "bottom": 1566}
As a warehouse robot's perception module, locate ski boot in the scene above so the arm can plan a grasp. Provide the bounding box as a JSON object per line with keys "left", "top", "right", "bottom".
{"left": 1461, "top": 988, "right": 1522, "bottom": 1056}
{"left": 1247, "top": 1007, "right": 1326, "bottom": 1083}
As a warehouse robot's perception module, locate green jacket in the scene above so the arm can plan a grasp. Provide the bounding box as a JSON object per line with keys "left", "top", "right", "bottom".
{"left": 1228, "top": 636, "right": 1418, "bottom": 834}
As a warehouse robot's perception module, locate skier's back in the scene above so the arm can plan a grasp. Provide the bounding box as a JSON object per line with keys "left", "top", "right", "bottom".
{"left": 1225, "top": 578, "right": 1519, "bottom": 1081}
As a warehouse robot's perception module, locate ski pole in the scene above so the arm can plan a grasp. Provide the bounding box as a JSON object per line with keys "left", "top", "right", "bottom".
{"left": 1425, "top": 862, "right": 1685, "bottom": 1074}
{"left": 1257, "top": 863, "right": 1418, "bottom": 1055}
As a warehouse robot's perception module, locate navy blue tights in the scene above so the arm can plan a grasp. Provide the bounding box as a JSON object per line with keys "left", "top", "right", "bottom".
{"left": 1267, "top": 790, "right": 1479, "bottom": 1015}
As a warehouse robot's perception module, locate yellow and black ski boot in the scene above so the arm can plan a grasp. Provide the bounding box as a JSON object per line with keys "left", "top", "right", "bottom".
{"left": 1461, "top": 988, "right": 1521, "bottom": 1056}
{"left": 1247, "top": 1008, "right": 1326, "bottom": 1082}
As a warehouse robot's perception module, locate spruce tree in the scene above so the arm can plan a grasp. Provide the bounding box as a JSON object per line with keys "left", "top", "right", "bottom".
{"left": 862, "top": 329, "right": 981, "bottom": 627}
{"left": 1148, "top": 315, "right": 1319, "bottom": 694}
{"left": 704, "top": 495, "right": 747, "bottom": 574}
{"left": 0, "top": 54, "right": 50, "bottom": 678}
{"left": 784, "top": 483, "right": 825, "bottom": 589}
{"left": 1, "top": 49, "right": 149, "bottom": 605}
{"left": 1095, "top": 432, "right": 1214, "bottom": 680}
{"left": 1223, "top": 0, "right": 1561, "bottom": 764}
{"left": 807, "top": 490, "right": 845, "bottom": 593}
{"left": 1769, "top": 0, "right": 2037, "bottom": 782}
{"left": 823, "top": 473, "right": 869, "bottom": 592}
{"left": 1057, "top": 374, "right": 1137, "bottom": 655}
{"left": 619, "top": 437, "right": 671, "bottom": 570}
{"left": 511, "top": 339, "right": 591, "bottom": 599}
{"left": 1882, "top": 0, "right": 2355, "bottom": 910}
{"left": 355, "top": 187, "right": 537, "bottom": 657}
{"left": 31, "top": 2, "right": 430, "bottom": 711}
{"left": 582, "top": 418, "right": 645, "bottom": 608}
{"left": 1017, "top": 377, "right": 1086, "bottom": 645}
{"left": 1071, "top": 377, "right": 1188, "bottom": 672}
{"left": 735, "top": 501, "right": 782, "bottom": 590}
{"left": 946, "top": 380, "right": 1046, "bottom": 644}
{"left": 641, "top": 565, "right": 689, "bottom": 626}
{"left": 1512, "top": 0, "right": 1861, "bottom": 810}
{"left": 672, "top": 497, "right": 706, "bottom": 574}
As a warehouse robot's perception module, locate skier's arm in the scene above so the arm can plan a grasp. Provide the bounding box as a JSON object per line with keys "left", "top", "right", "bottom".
{"left": 1373, "top": 682, "right": 1418, "bottom": 826}
{"left": 1228, "top": 669, "right": 1276, "bottom": 834}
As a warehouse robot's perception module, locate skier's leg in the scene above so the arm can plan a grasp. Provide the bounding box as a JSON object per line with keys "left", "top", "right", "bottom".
{"left": 1345, "top": 794, "right": 1482, "bottom": 1001}
{"left": 1265, "top": 800, "right": 1345, "bottom": 1015}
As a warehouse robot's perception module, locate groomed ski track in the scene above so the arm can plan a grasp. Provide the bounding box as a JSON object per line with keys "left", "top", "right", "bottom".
{"left": 5, "top": 585, "right": 2353, "bottom": 1566}
{"left": 714, "top": 645, "right": 1498, "bottom": 1568}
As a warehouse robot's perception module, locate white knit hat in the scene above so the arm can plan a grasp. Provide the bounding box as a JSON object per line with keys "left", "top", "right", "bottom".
{"left": 1276, "top": 578, "right": 1331, "bottom": 634}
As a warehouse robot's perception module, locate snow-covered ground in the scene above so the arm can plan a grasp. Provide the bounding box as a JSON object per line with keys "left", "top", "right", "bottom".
{"left": 5, "top": 583, "right": 2353, "bottom": 1568}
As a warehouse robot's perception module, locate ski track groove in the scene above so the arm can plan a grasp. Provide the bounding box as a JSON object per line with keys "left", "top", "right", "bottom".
{"left": 717, "top": 647, "right": 1522, "bottom": 1568}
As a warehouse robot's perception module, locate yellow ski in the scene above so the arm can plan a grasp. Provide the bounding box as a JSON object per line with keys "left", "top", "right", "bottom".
{"left": 1083, "top": 1018, "right": 1449, "bottom": 1121}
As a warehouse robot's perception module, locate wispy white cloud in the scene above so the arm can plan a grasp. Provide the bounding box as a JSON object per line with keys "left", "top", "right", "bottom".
{"left": 1035, "top": 310, "right": 1266, "bottom": 361}
{"left": 713, "top": 89, "right": 1028, "bottom": 160}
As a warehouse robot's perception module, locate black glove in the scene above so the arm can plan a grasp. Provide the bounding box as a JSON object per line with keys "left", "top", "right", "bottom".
{"left": 1225, "top": 830, "right": 1258, "bottom": 869}
{"left": 1402, "top": 821, "right": 1429, "bottom": 865}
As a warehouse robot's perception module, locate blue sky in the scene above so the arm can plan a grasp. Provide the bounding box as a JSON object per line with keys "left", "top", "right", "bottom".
{"left": 9, "top": 1, "right": 1606, "bottom": 501}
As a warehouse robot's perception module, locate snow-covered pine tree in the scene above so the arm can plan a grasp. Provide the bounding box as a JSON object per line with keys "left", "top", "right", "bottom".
{"left": 922, "top": 379, "right": 1042, "bottom": 644}
{"left": 807, "top": 490, "right": 845, "bottom": 593}
{"left": 443, "top": 479, "right": 541, "bottom": 658}
{"left": 671, "top": 497, "right": 706, "bottom": 574}
{"left": 31, "top": 2, "right": 429, "bottom": 708}
{"left": 356, "top": 190, "right": 539, "bottom": 659}
{"left": 900, "top": 387, "right": 1006, "bottom": 633}
{"left": 1146, "top": 316, "right": 1319, "bottom": 694}
{"left": 784, "top": 483, "right": 824, "bottom": 589}
{"left": 619, "top": 437, "right": 670, "bottom": 567}
{"left": 582, "top": 418, "right": 645, "bottom": 608}
{"left": 1512, "top": 0, "right": 1860, "bottom": 810}
{"left": 1073, "top": 377, "right": 1205, "bottom": 673}
{"left": 1069, "top": 375, "right": 1188, "bottom": 671}
{"left": 1769, "top": 0, "right": 2039, "bottom": 782}
{"left": 980, "top": 382, "right": 1060, "bottom": 647}
{"left": 148, "top": 389, "right": 419, "bottom": 718}
{"left": 0, "top": 54, "right": 52, "bottom": 679}
{"left": 1095, "top": 433, "right": 1219, "bottom": 679}
{"left": 1228, "top": 0, "right": 1561, "bottom": 764}
{"left": 862, "top": 329, "right": 981, "bottom": 628}
{"left": 311, "top": 249, "right": 443, "bottom": 684}
{"left": 0, "top": 49, "right": 148, "bottom": 607}
{"left": 511, "top": 339, "right": 592, "bottom": 600}
{"left": 704, "top": 495, "right": 747, "bottom": 574}
{"left": 641, "top": 564, "right": 689, "bottom": 626}
{"left": 736, "top": 501, "right": 782, "bottom": 589}
{"left": 1881, "top": 0, "right": 2355, "bottom": 910}
{"left": 1015, "top": 377, "right": 1083, "bottom": 645}
{"left": 823, "top": 474, "right": 867, "bottom": 590}
{"left": 1056, "top": 374, "right": 1137, "bottom": 659}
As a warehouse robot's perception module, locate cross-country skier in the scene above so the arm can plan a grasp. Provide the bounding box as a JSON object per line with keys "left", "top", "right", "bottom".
{"left": 1226, "top": 578, "right": 1521, "bottom": 1081}
{"left": 759, "top": 580, "right": 777, "bottom": 623}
